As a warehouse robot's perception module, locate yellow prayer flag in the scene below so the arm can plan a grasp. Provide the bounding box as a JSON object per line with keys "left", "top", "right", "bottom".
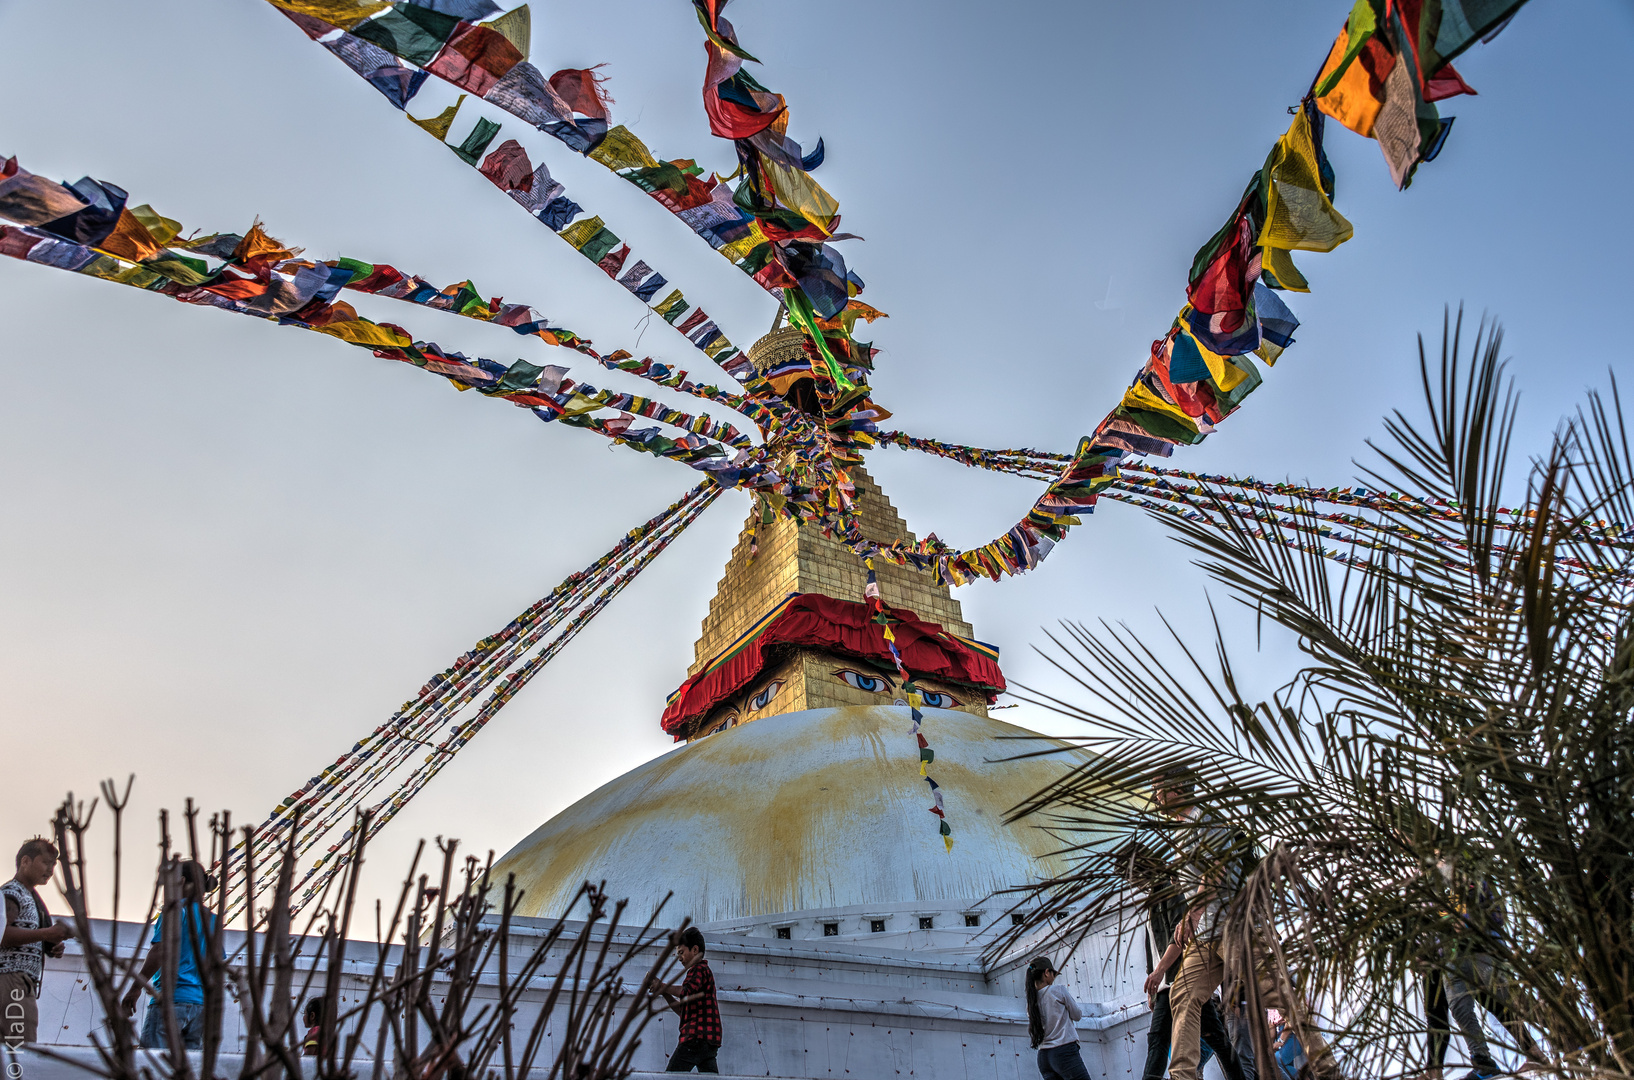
{"left": 651, "top": 287, "right": 687, "bottom": 316}
{"left": 1260, "top": 110, "right": 1354, "bottom": 253}
{"left": 760, "top": 156, "right": 838, "bottom": 234}
{"left": 315, "top": 319, "right": 412, "bottom": 349}
{"left": 128, "top": 204, "right": 181, "bottom": 246}
{"left": 267, "top": 0, "right": 390, "bottom": 29}
{"left": 558, "top": 215, "right": 607, "bottom": 251}
{"left": 1123, "top": 382, "right": 1201, "bottom": 432}
{"left": 480, "top": 4, "right": 530, "bottom": 60}
{"left": 559, "top": 392, "right": 602, "bottom": 416}
{"left": 87, "top": 259, "right": 165, "bottom": 289}
{"left": 1176, "top": 328, "right": 1254, "bottom": 393}
{"left": 409, "top": 95, "right": 466, "bottom": 142}
{"left": 588, "top": 125, "right": 659, "bottom": 171}
{"left": 1260, "top": 246, "right": 1310, "bottom": 293}
{"left": 717, "top": 220, "right": 767, "bottom": 264}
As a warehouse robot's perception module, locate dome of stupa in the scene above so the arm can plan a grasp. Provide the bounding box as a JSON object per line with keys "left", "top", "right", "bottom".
{"left": 491, "top": 704, "right": 1089, "bottom": 929}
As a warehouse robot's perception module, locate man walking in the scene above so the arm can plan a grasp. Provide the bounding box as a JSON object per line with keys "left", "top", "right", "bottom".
{"left": 2, "top": 839, "right": 75, "bottom": 1048}
{"left": 1424, "top": 853, "right": 1547, "bottom": 1080}
{"left": 1121, "top": 846, "right": 1247, "bottom": 1080}
{"left": 656, "top": 927, "right": 721, "bottom": 1073}
{"left": 1156, "top": 772, "right": 1337, "bottom": 1080}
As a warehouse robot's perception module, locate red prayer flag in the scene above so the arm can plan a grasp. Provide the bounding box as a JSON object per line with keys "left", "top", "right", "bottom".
{"left": 1424, "top": 61, "right": 1476, "bottom": 102}
{"left": 597, "top": 243, "right": 630, "bottom": 278}
{"left": 549, "top": 67, "right": 611, "bottom": 121}
{"left": 478, "top": 139, "right": 534, "bottom": 193}
{"left": 428, "top": 22, "right": 523, "bottom": 97}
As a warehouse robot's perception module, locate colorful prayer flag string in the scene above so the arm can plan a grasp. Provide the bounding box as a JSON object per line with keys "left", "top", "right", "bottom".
{"left": 224, "top": 478, "right": 721, "bottom": 919}
{"left": 863, "top": 558, "right": 952, "bottom": 853}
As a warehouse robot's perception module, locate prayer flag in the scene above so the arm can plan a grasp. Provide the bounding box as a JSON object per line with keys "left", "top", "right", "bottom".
{"left": 478, "top": 139, "right": 533, "bottom": 192}
{"left": 409, "top": 95, "right": 466, "bottom": 141}
{"left": 452, "top": 117, "right": 503, "bottom": 165}
{"left": 428, "top": 22, "right": 523, "bottom": 96}
{"left": 352, "top": 4, "right": 461, "bottom": 66}
{"left": 480, "top": 4, "right": 529, "bottom": 59}
{"left": 1260, "top": 108, "right": 1353, "bottom": 254}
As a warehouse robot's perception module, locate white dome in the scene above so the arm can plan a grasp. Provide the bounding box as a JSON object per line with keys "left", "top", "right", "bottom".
{"left": 493, "top": 705, "right": 1090, "bottom": 926}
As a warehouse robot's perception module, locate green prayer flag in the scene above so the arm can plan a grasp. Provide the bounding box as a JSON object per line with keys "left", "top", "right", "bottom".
{"left": 352, "top": 4, "right": 460, "bottom": 66}
{"left": 453, "top": 118, "right": 503, "bottom": 166}
{"left": 654, "top": 289, "right": 691, "bottom": 324}
{"left": 782, "top": 287, "right": 854, "bottom": 391}
{"left": 576, "top": 227, "right": 620, "bottom": 264}
{"left": 1315, "top": 0, "right": 1378, "bottom": 98}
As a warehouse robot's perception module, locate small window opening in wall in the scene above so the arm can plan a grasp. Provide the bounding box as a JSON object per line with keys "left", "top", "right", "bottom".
{"left": 823, "top": 923, "right": 839, "bottom": 937}
{"left": 1011, "top": 913, "right": 1027, "bottom": 926}
{"left": 918, "top": 916, "right": 934, "bottom": 930}
{"left": 776, "top": 927, "right": 791, "bottom": 939}
{"left": 964, "top": 914, "right": 981, "bottom": 927}
{"left": 869, "top": 919, "right": 886, "bottom": 933}
{"left": 1054, "top": 910, "right": 1070, "bottom": 921}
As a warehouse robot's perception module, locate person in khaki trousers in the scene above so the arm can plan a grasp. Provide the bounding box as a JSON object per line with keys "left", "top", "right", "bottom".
{"left": 1156, "top": 775, "right": 1338, "bottom": 1080}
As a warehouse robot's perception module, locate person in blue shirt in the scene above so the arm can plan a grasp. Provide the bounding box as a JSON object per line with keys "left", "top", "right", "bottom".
{"left": 120, "top": 860, "right": 220, "bottom": 1050}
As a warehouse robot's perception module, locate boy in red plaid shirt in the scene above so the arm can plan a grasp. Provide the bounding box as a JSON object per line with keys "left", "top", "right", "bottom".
{"left": 656, "top": 927, "right": 721, "bottom": 1072}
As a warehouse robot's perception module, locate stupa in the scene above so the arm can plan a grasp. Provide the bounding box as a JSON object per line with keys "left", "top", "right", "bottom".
{"left": 488, "top": 330, "right": 1149, "bottom": 1076}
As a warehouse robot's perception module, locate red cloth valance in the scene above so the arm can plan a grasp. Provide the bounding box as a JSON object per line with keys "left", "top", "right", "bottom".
{"left": 661, "top": 593, "right": 1005, "bottom": 738}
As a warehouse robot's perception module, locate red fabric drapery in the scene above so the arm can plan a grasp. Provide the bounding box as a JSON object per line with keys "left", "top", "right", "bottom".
{"left": 660, "top": 594, "right": 1005, "bottom": 738}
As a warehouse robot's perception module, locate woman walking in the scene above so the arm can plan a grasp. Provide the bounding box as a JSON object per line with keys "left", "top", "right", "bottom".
{"left": 1027, "top": 956, "right": 1090, "bottom": 1080}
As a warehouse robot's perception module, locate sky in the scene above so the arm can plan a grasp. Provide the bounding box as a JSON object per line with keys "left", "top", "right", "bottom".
{"left": 1, "top": 0, "right": 1630, "bottom": 920}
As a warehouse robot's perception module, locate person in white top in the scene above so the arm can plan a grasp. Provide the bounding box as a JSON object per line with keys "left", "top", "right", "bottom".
{"left": 1026, "top": 956, "right": 1091, "bottom": 1080}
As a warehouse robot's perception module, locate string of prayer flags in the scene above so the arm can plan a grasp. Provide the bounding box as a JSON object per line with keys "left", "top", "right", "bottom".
{"left": 245, "top": 480, "right": 721, "bottom": 917}
{"left": 0, "top": 170, "right": 765, "bottom": 486}
{"left": 864, "top": 559, "right": 953, "bottom": 852}
{"left": 272, "top": 3, "right": 751, "bottom": 381}
{"left": 260, "top": 479, "right": 716, "bottom": 847}
{"left": 269, "top": 0, "right": 883, "bottom": 476}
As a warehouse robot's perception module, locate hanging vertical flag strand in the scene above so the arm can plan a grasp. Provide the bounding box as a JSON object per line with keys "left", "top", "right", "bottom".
{"left": 864, "top": 558, "right": 953, "bottom": 853}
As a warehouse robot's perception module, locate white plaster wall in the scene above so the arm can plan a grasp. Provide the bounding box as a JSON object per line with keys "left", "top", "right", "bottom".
{"left": 26, "top": 917, "right": 1154, "bottom": 1080}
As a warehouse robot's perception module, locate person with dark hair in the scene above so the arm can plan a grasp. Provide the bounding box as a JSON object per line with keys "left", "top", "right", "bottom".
{"left": 655, "top": 926, "right": 720, "bottom": 1073}
{"left": 2, "top": 839, "right": 75, "bottom": 1047}
{"left": 120, "top": 860, "right": 221, "bottom": 1050}
{"left": 1119, "top": 844, "right": 1247, "bottom": 1080}
{"left": 302, "top": 995, "right": 327, "bottom": 1057}
{"left": 1025, "top": 957, "right": 1090, "bottom": 1080}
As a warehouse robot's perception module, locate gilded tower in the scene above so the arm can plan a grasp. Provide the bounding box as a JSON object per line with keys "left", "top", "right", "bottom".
{"left": 674, "top": 328, "right": 993, "bottom": 740}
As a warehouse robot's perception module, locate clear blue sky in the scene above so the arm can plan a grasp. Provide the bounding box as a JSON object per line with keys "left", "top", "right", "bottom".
{"left": 1, "top": 0, "right": 1629, "bottom": 913}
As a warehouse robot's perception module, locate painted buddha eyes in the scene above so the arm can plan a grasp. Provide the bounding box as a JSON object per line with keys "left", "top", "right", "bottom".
{"left": 833, "top": 669, "right": 961, "bottom": 707}
{"left": 833, "top": 669, "right": 894, "bottom": 694}
{"left": 701, "top": 680, "right": 784, "bottom": 737}
{"left": 748, "top": 680, "right": 784, "bottom": 711}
